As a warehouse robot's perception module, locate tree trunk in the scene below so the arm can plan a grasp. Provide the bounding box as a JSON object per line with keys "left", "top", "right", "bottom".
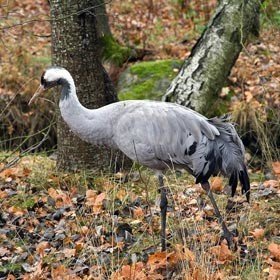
{"left": 95, "top": 0, "right": 112, "bottom": 37}
{"left": 163, "top": 0, "right": 260, "bottom": 115}
{"left": 50, "top": 0, "right": 118, "bottom": 171}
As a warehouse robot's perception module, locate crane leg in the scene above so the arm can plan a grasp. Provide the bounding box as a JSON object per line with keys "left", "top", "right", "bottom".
{"left": 201, "top": 181, "right": 234, "bottom": 247}
{"left": 158, "top": 175, "right": 167, "bottom": 251}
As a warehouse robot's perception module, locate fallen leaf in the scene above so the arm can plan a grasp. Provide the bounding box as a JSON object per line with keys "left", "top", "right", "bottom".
{"left": 0, "top": 190, "right": 8, "bottom": 199}
{"left": 62, "top": 248, "right": 76, "bottom": 258}
{"left": 244, "top": 90, "right": 253, "bottom": 103}
{"left": 208, "top": 240, "right": 233, "bottom": 263}
{"left": 251, "top": 228, "right": 265, "bottom": 240}
{"left": 0, "top": 247, "right": 10, "bottom": 256}
{"left": 263, "top": 180, "right": 279, "bottom": 188}
{"left": 51, "top": 265, "right": 68, "bottom": 279}
{"left": 132, "top": 207, "right": 144, "bottom": 219}
{"left": 272, "top": 162, "right": 280, "bottom": 177}
{"left": 36, "top": 241, "right": 50, "bottom": 258}
{"left": 6, "top": 275, "right": 15, "bottom": 280}
{"left": 268, "top": 243, "right": 280, "bottom": 261}
{"left": 175, "top": 244, "right": 196, "bottom": 263}
{"left": 7, "top": 206, "right": 27, "bottom": 216}
{"left": 48, "top": 187, "right": 72, "bottom": 207}
{"left": 147, "top": 251, "right": 179, "bottom": 272}
{"left": 211, "top": 177, "right": 223, "bottom": 192}
{"left": 268, "top": 267, "right": 280, "bottom": 280}
{"left": 86, "top": 191, "right": 106, "bottom": 214}
{"left": 111, "top": 262, "right": 147, "bottom": 280}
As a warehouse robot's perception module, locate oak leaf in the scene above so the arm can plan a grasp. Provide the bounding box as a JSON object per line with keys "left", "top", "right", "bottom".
{"left": 148, "top": 251, "right": 179, "bottom": 272}
{"left": 268, "top": 243, "right": 280, "bottom": 261}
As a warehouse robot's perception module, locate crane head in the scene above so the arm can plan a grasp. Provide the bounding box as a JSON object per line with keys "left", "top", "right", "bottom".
{"left": 29, "top": 66, "right": 68, "bottom": 105}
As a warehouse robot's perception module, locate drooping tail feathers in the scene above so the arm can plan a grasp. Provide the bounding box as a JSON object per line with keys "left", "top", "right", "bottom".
{"left": 209, "top": 116, "right": 250, "bottom": 202}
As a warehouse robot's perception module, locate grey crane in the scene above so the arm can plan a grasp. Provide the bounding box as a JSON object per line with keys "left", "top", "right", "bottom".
{"left": 29, "top": 66, "right": 250, "bottom": 251}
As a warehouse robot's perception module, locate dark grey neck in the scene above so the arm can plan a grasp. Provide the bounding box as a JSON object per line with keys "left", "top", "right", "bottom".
{"left": 59, "top": 78, "right": 71, "bottom": 101}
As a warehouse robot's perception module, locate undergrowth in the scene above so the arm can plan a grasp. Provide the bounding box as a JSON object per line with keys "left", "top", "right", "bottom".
{"left": 0, "top": 153, "right": 279, "bottom": 278}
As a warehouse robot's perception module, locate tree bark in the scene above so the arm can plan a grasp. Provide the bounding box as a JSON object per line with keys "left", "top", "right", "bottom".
{"left": 95, "top": 0, "right": 112, "bottom": 37}
{"left": 163, "top": 0, "right": 260, "bottom": 115}
{"left": 50, "top": 0, "right": 118, "bottom": 171}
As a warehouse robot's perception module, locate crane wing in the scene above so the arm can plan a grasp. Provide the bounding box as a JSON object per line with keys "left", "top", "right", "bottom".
{"left": 113, "top": 101, "right": 220, "bottom": 171}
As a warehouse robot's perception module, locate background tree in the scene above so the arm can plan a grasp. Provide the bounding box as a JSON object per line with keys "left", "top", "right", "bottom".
{"left": 50, "top": 0, "right": 118, "bottom": 171}
{"left": 163, "top": 0, "right": 261, "bottom": 115}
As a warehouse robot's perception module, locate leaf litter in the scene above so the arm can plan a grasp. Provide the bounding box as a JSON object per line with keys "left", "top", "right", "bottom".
{"left": 0, "top": 155, "right": 279, "bottom": 279}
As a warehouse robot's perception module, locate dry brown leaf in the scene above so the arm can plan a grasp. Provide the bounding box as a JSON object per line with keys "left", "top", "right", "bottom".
{"left": 111, "top": 262, "right": 147, "bottom": 280}
{"left": 48, "top": 187, "right": 73, "bottom": 208}
{"left": 268, "top": 260, "right": 280, "bottom": 280}
{"left": 7, "top": 206, "right": 27, "bottom": 216}
{"left": 0, "top": 247, "right": 10, "bottom": 256}
{"left": 251, "top": 228, "right": 265, "bottom": 240}
{"left": 147, "top": 251, "right": 179, "bottom": 272}
{"left": 51, "top": 265, "right": 70, "bottom": 279}
{"left": 272, "top": 162, "right": 280, "bottom": 177}
{"left": 268, "top": 243, "right": 280, "bottom": 261}
{"left": 0, "top": 168, "right": 18, "bottom": 179}
{"left": 266, "top": 258, "right": 280, "bottom": 269}
{"left": 175, "top": 244, "right": 196, "bottom": 263}
{"left": 6, "top": 275, "right": 15, "bottom": 280}
{"left": 245, "top": 90, "right": 253, "bottom": 103}
{"left": 62, "top": 248, "right": 76, "bottom": 258}
{"left": 208, "top": 240, "right": 233, "bottom": 263}
{"left": 0, "top": 190, "right": 8, "bottom": 199}
{"left": 263, "top": 180, "right": 279, "bottom": 188}
{"left": 116, "top": 242, "right": 125, "bottom": 251}
{"left": 0, "top": 167, "right": 31, "bottom": 179}
{"left": 86, "top": 191, "right": 106, "bottom": 214}
{"left": 36, "top": 241, "right": 50, "bottom": 258}
{"left": 132, "top": 207, "right": 144, "bottom": 219}
{"left": 213, "top": 270, "right": 226, "bottom": 280}
{"left": 211, "top": 177, "right": 223, "bottom": 192}
{"left": 268, "top": 266, "right": 280, "bottom": 280}
{"left": 48, "top": 187, "right": 60, "bottom": 200}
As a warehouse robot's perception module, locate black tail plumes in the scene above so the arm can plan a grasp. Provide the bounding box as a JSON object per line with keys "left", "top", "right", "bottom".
{"left": 239, "top": 167, "right": 250, "bottom": 202}
{"left": 209, "top": 117, "right": 250, "bottom": 202}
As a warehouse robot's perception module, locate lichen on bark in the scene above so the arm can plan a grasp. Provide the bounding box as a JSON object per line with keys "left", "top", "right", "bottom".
{"left": 163, "top": 0, "right": 261, "bottom": 116}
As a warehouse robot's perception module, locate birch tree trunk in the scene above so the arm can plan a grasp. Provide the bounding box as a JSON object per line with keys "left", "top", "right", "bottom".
{"left": 50, "top": 0, "right": 118, "bottom": 171}
{"left": 163, "top": 0, "right": 260, "bottom": 115}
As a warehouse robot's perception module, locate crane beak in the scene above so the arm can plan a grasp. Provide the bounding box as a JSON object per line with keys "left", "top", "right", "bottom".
{"left": 28, "top": 85, "right": 45, "bottom": 105}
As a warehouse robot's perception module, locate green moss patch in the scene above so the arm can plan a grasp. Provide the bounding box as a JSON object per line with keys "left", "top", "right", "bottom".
{"left": 101, "top": 35, "right": 132, "bottom": 66}
{"left": 118, "top": 59, "right": 182, "bottom": 100}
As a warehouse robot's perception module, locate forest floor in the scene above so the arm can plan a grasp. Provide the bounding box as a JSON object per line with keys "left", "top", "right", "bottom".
{"left": 0, "top": 0, "right": 280, "bottom": 279}
{"left": 0, "top": 154, "right": 279, "bottom": 279}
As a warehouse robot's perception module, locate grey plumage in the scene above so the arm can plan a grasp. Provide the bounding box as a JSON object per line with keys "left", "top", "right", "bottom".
{"left": 29, "top": 67, "right": 250, "bottom": 251}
